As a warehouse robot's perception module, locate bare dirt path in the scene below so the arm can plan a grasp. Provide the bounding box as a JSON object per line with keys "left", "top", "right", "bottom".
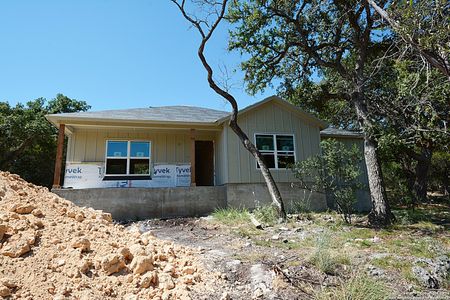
{"left": 129, "top": 214, "right": 450, "bottom": 300}
{"left": 129, "top": 218, "right": 339, "bottom": 300}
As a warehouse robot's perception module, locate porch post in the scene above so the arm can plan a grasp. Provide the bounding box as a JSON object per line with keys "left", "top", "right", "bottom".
{"left": 190, "top": 129, "right": 196, "bottom": 186}
{"left": 52, "top": 123, "right": 65, "bottom": 189}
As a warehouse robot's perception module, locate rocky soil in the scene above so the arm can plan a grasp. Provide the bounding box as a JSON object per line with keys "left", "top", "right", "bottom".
{"left": 0, "top": 172, "right": 218, "bottom": 299}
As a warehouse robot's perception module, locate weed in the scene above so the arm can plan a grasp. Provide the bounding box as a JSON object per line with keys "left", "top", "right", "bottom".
{"left": 309, "top": 232, "right": 338, "bottom": 274}
{"left": 253, "top": 205, "right": 278, "bottom": 226}
{"left": 234, "top": 226, "right": 261, "bottom": 239}
{"left": 315, "top": 272, "right": 389, "bottom": 300}
{"left": 212, "top": 207, "right": 250, "bottom": 225}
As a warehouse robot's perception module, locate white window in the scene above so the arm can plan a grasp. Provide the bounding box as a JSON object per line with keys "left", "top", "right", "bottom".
{"left": 105, "top": 140, "right": 151, "bottom": 176}
{"left": 255, "top": 134, "right": 295, "bottom": 169}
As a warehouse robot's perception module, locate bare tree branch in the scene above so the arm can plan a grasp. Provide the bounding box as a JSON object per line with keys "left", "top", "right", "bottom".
{"left": 172, "top": 0, "right": 287, "bottom": 220}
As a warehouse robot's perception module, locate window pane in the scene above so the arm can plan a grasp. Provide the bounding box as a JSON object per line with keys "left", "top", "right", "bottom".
{"left": 130, "top": 159, "right": 150, "bottom": 174}
{"left": 277, "top": 154, "right": 295, "bottom": 168}
{"left": 257, "top": 153, "right": 275, "bottom": 168}
{"left": 256, "top": 135, "right": 274, "bottom": 151}
{"left": 107, "top": 141, "right": 128, "bottom": 157}
{"left": 106, "top": 159, "right": 127, "bottom": 174}
{"left": 276, "top": 135, "right": 294, "bottom": 151}
{"left": 130, "top": 142, "right": 150, "bottom": 157}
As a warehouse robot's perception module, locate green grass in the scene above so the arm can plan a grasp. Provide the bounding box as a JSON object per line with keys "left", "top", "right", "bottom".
{"left": 309, "top": 232, "right": 350, "bottom": 274}
{"left": 209, "top": 205, "right": 449, "bottom": 290}
{"left": 371, "top": 255, "right": 417, "bottom": 285}
{"left": 315, "top": 272, "right": 389, "bottom": 300}
{"left": 211, "top": 207, "right": 250, "bottom": 225}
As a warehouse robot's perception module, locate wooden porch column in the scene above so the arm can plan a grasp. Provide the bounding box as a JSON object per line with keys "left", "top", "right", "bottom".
{"left": 190, "top": 129, "right": 196, "bottom": 186}
{"left": 52, "top": 123, "right": 65, "bottom": 189}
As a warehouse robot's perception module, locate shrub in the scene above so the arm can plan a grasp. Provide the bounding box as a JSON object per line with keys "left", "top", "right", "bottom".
{"left": 292, "top": 139, "right": 365, "bottom": 223}
{"left": 253, "top": 205, "right": 278, "bottom": 226}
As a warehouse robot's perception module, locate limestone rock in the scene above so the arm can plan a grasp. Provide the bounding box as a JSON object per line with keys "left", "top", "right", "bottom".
{"left": 182, "top": 266, "right": 195, "bottom": 275}
{"left": 100, "top": 213, "right": 112, "bottom": 223}
{"left": 163, "top": 263, "right": 175, "bottom": 275}
{"left": 101, "top": 254, "right": 126, "bottom": 275}
{"left": 31, "top": 209, "right": 44, "bottom": 217}
{"left": 183, "top": 275, "right": 195, "bottom": 285}
{"left": 1, "top": 231, "right": 35, "bottom": 258}
{"left": 0, "top": 285, "right": 11, "bottom": 297}
{"left": 130, "top": 255, "right": 153, "bottom": 275}
{"left": 129, "top": 244, "right": 146, "bottom": 257}
{"left": 75, "top": 213, "right": 85, "bottom": 222}
{"left": 163, "top": 278, "right": 175, "bottom": 290}
{"left": 0, "top": 224, "right": 6, "bottom": 240}
{"left": 118, "top": 247, "right": 133, "bottom": 262}
{"left": 139, "top": 271, "right": 158, "bottom": 288}
{"left": 79, "top": 259, "right": 93, "bottom": 274}
{"left": 11, "top": 204, "right": 36, "bottom": 214}
{"left": 71, "top": 238, "right": 91, "bottom": 252}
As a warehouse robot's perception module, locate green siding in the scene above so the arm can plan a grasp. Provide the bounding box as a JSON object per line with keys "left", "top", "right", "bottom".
{"left": 224, "top": 101, "right": 322, "bottom": 184}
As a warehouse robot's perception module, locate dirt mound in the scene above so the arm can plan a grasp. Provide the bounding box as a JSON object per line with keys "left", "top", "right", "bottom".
{"left": 0, "top": 172, "right": 212, "bottom": 299}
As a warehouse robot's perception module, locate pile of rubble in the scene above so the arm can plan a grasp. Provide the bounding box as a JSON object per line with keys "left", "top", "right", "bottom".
{"left": 0, "top": 172, "right": 211, "bottom": 299}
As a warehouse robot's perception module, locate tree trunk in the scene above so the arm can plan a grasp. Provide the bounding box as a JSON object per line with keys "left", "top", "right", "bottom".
{"left": 364, "top": 136, "right": 394, "bottom": 226}
{"left": 413, "top": 148, "right": 432, "bottom": 203}
{"left": 353, "top": 96, "right": 394, "bottom": 226}
{"left": 229, "top": 122, "right": 287, "bottom": 221}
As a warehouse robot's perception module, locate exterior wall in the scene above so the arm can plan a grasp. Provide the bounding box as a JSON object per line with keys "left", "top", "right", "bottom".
{"left": 224, "top": 101, "right": 321, "bottom": 184}
{"left": 66, "top": 127, "right": 217, "bottom": 165}
{"left": 226, "top": 183, "right": 327, "bottom": 212}
{"left": 53, "top": 183, "right": 326, "bottom": 221}
{"left": 54, "top": 186, "right": 227, "bottom": 221}
{"left": 64, "top": 127, "right": 219, "bottom": 188}
{"left": 214, "top": 124, "right": 228, "bottom": 186}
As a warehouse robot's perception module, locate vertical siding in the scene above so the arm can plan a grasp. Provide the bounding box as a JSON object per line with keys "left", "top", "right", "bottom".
{"left": 67, "top": 128, "right": 218, "bottom": 166}
{"left": 225, "top": 102, "right": 322, "bottom": 184}
{"left": 215, "top": 125, "right": 228, "bottom": 186}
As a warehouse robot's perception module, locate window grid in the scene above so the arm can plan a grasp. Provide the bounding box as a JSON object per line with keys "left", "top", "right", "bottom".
{"left": 255, "top": 134, "right": 296, "bottom": 169}
{"left": 105, "top": 140, "right": 151, "bottom": 176}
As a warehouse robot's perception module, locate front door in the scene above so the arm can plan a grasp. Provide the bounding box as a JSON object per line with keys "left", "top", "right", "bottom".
{"left": 195, "top": 141, "right": 214, "bottom": 186}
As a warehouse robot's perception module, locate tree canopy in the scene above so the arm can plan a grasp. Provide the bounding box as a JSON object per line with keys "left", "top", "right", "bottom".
{"left": 0, "top": 94, "right": 90, "bottom": 187}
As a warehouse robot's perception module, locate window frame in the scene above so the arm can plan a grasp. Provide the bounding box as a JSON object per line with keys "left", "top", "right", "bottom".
{"left": 104, "top": 140, "right": 152, "bottom": 176}
{"left": 254, "top": 133, "right": 296, "bottom": 170}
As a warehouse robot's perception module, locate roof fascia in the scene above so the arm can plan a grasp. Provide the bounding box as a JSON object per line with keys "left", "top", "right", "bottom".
{"left": 45, "top": 115, "right": 222, "bottom": 131}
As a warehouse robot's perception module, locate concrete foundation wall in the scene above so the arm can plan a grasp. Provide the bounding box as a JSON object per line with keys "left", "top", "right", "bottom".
{"left": 226, "top": 183, "right": 328, "bottom": 212}
{"left": 54, "top": 186, "right": 227, "bottom": 221}
{"left": 54, "top": 182, "right": 369, "bottom": 221}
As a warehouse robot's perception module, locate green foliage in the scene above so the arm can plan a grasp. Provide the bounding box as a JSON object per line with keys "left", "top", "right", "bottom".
{"left": 226, "top": 0, "right": 448, "bottom": 209}
{"left": 390, "top": 0, "right": 449, "bottom": 64}
{"left": 253, "top": 205, "right": 278, "bottom": 226}
{"left": 429, "top": 151, "right": 450, "bottom": 197}
{"left": 292, "top": 139, "right": 365, "bottom": 223}
{"left": 0, "top": 94, "right": 90, "bottom": 187}
{"left": 315, "top": 272, "right": 389, "bottom": 300}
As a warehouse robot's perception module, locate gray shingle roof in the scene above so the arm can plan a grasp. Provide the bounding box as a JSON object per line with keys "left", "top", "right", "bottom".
{"left": 47, "top": 106, "right": 230, "bottom": 124}
{"left": 320, "top": 127, "right": 364, "bottom": 138}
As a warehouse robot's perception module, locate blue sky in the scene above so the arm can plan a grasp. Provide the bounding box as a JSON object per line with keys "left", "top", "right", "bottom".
{"left": 0, "top": 0, "right": 275, "bottom": 112}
